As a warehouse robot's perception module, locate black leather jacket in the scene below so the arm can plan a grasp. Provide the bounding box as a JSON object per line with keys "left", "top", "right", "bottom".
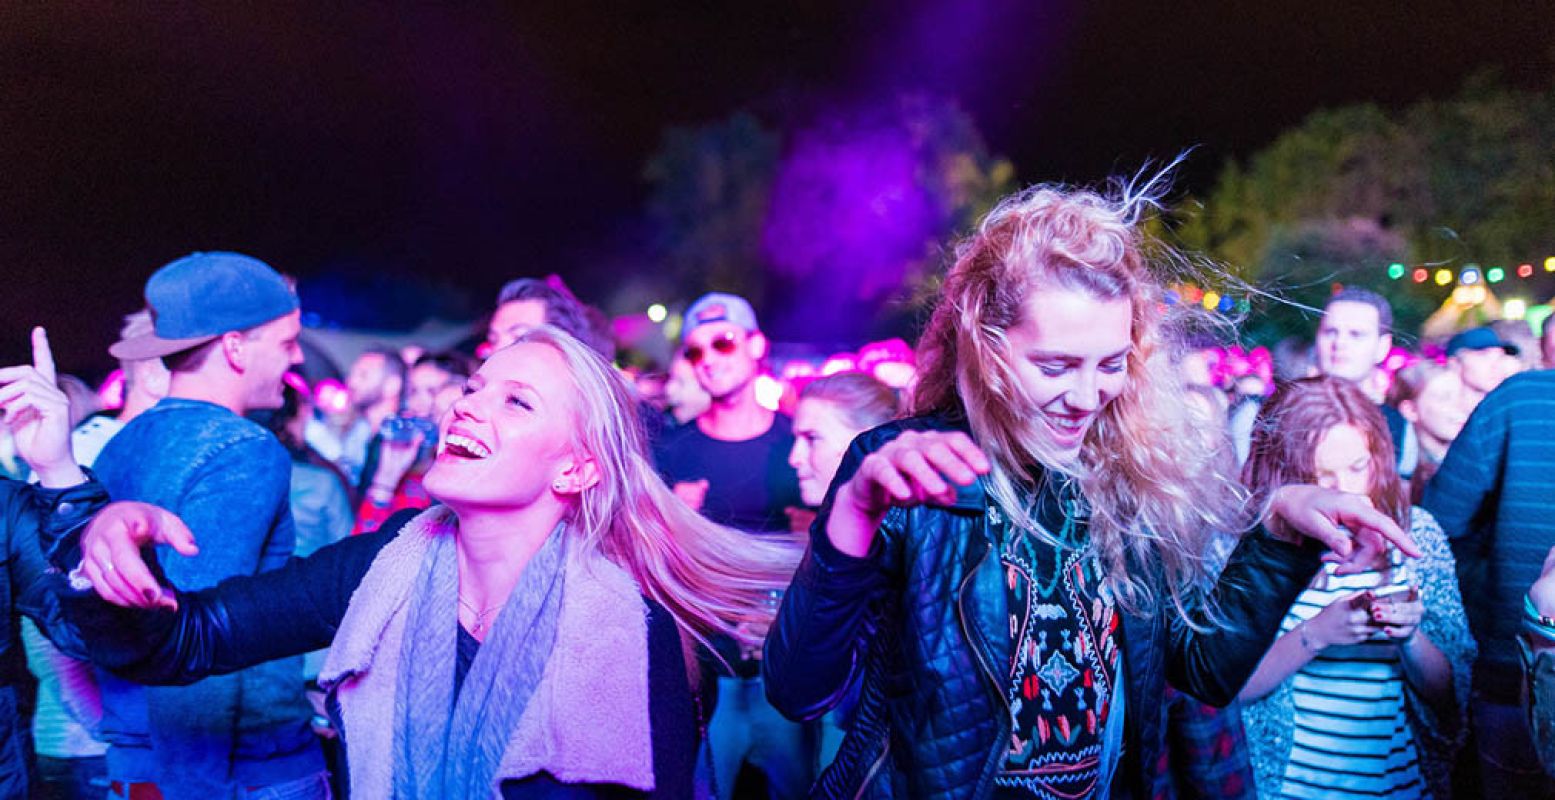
{"left": 764, "top": 416, "right": 1324, "bottom": 798}
{"left": 0, "top": 477, "right": 105, "bottom": 800}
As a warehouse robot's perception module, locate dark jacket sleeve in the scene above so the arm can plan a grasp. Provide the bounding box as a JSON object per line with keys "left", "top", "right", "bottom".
{"left": 10, "top": 476, "right": 111, "bottom": 657}
{"left": 1166, "top": 529, "right": 1325, "bottom": 706}
{"left": 49, "top": 507, "right": 420, "bottom": 685}
{"left": 764, "top": 432, "right": 901, "bottom": 721}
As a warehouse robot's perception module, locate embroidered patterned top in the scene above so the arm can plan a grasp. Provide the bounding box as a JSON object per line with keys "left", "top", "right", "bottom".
{"left": 993, "top": 487, "right": 1123, "bottom": 799}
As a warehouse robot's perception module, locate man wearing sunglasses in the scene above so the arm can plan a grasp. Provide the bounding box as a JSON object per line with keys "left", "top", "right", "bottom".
{"left": 651, "top": 292, "right": 811, "bottom": 800}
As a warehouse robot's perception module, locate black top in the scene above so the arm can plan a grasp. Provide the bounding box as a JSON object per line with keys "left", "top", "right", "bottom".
{"left": 651, "top": 414, "right": 802, "bottom": 534}
{"left": 53, "top": 508, "right": 699, "bottom": 798}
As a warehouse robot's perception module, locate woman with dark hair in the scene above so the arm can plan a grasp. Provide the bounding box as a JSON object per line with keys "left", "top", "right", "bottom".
{"left": 1238, "top": 377, "right": 1474, "bottom": 799}
{"left": 764, "top": 177, "right": 1417, "bottom": 798}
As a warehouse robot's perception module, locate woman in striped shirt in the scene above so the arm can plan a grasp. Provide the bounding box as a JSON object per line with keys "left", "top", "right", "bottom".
{"left": 1238, "top": 377, "right": 1476, "bottom": 799}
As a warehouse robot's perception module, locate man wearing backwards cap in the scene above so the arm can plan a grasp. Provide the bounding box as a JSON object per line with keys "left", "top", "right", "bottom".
{"left": 87, "top": 253, "right": 327, "bottom": 799}
{"left": 1447, "top": 325, "right": 1522, "bottom": 404}
{"left": 650, "top": 292, "right": 811, "bottom": 800}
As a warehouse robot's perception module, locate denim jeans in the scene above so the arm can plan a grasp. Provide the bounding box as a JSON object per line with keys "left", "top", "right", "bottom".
{"left": 708, "top": 676, "right": 815, "bottom": 800}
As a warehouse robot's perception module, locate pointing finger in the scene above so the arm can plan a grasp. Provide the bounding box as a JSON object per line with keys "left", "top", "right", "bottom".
{"left": 31, "top": 327, "right": 56, "bottom": 385}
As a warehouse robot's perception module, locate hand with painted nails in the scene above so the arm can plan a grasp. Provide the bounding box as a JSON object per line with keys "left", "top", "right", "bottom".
{"left": 827, "top": 430, "right": 991, "bottom": 558}
{"left": 77, "top": 501, "right": 199, "bottom": 611}
{"left": 0, "top": 327, "right": 83, "bottom": 487}
{"left": 1298, "top": 590, "right": 1380, "bottom": 652}
{"left": 1368, "top": 586, "right": 1424, "bottom": 642}
{"left": 1266, "top": 484, "right": 1420, "bottom": 569}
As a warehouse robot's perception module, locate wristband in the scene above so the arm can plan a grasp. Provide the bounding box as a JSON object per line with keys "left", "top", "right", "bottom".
{"left": 1525, "top": 595, "right": 1555, "bottom": 643}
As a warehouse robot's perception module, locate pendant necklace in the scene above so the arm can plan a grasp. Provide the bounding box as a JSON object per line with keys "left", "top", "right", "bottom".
{"left": 458, "top": 595, "right": 502, "bottom": 636}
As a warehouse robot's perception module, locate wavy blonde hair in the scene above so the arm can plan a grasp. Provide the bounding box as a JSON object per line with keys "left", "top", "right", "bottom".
{"left": 511, "top": 326, "right": 802, "bottom": 652}
{"left": 912, "top": 176, "right": 1254, "bottom": 618}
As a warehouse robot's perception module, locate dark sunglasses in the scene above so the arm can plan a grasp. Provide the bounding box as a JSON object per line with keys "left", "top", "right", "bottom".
{"left": 684, "top": 331, "right": 743, "bottom": 365}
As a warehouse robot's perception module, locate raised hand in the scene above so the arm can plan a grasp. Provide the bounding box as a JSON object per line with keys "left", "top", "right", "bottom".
{"left": 77, "top": 501, "right": 199, "bottom": 611}
{"left": 0, "top": 327, "right": 81, "bottom": 486}
{"left": 827, "top": 430, "right": 991, "bottom": 558}
{"left": 1267, "top": 484, "right": 1421, "bottom": 569}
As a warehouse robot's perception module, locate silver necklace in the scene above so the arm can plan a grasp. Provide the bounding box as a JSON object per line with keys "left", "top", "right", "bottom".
{"left": 457, "top": 595, "right": 502, "bottom": 636}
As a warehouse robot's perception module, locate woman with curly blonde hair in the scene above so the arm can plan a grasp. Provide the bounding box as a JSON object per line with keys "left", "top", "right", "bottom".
{"left": 764, "top": 175, "right": 1417, "bottom": 798}
{"left": 47, "top": 326, "right": 801, "bottom": 798}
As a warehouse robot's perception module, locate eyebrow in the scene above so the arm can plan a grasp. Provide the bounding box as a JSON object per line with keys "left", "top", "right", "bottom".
{"left": 1026, "top": 347, "right": 1132, "bottom": 361}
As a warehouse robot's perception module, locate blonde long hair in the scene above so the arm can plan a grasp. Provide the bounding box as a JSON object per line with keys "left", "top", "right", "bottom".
{"left": 512, "top": 327, "right": 802, "bottom": 651}
{"left": 912, "top": 177, "right": 1254, "bottom": 618}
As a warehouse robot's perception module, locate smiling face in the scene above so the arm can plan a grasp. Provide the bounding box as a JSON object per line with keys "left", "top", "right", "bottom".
{"left": 789, "top": 398, "right": 860, "bottom": 506}
{"left": 682, "top": 321, "right": 764, "bottom": 402}
{"left": 1400, "top": 369, "right": 1468, "bottom": 454}
{"left": 239, "top": 310, "right": 304, "bottom": 411}
{"left": 1004, "top": 285, "right": 1133, "bottom": 464}
{"left": 423, "top": 342, "right": 583, "bottom": 512}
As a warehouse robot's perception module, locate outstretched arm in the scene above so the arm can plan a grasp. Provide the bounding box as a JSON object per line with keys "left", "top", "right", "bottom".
{"left": 49, "top": 501, "right": 409, "bottom": 684}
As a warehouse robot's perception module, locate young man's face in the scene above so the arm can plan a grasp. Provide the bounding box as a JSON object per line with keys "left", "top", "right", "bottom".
{"left": 1453, "top": 347, "right": 1513, "bottom": 395}
{"left": 1316, "top": 301, "right": 1391, "bottom": 383}
{"left": 487, "top": 299, "right": 549, "bottom": 353}
{"left": 682, "top": 322, "right": 763, "bottom": 402}
{"left": 240, "top": 311, "right": 304, "bottom": 411}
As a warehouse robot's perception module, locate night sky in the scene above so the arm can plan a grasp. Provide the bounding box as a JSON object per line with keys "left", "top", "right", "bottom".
{"left": 4, "top": 1, "right": 1552, "bottom": 371}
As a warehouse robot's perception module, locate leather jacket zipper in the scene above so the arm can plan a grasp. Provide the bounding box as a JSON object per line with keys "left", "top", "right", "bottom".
{"left": 957, "top": 536, "right": 1012, "bottom": 796}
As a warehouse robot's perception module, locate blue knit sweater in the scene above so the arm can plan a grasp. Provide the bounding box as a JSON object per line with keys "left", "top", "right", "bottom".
{"left": 1423, "top": 369, "right": 1555, "bottom": 702}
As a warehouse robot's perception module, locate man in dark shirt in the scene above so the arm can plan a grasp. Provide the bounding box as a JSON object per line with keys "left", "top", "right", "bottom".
{"left": 651, "top": 292, "right": 809, "bottom": 799}
{"left": 653, "top": 293, "right": 802, "bottom": 534}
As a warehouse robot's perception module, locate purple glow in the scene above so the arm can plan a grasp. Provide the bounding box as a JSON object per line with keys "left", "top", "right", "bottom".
{"left": 762, "top": 121, "right": 938, "bottom": 299}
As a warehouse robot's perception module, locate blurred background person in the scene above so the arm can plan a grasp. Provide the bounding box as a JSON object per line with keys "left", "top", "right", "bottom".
{"left": 261, "top": 382, "right": 354, "bottom": 561}
{"left": 1388, "top": 361, "right": 1469, "bottom": 506}
{"left": 486, "top": 275, "right": 616, "bottom": 360}
{"left": 1542, "top": 321, "right": 1555, "bottom": 371}
{"left": 354, "top": 351, "right": 471, "bottom": 535}
{"left": 309, "top": 346, "right": 405, "bottom": 485}
{"left": 785, "top": 371, "right": 899, "bottom": 768}
{"left": 662, "top": 352, "right": 711, "bottom": 429}
{"left": 70, "top": 311, "right": 170, "bottom": 469}
{"left": 1446, "top": 326, "right": 1521, "bottom": 409}
{"left": 1239, "top": 378, "right": 1473, "bottom": 800}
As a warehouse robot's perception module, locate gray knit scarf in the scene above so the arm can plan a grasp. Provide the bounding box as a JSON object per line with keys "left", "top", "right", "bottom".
{"left": 392, "top": 522, "right": 567, "bottom": 799}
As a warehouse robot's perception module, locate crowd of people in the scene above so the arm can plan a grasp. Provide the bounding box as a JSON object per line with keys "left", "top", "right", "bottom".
{"left": 0, "top": 176, "right": 1551, "bottom": 800}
